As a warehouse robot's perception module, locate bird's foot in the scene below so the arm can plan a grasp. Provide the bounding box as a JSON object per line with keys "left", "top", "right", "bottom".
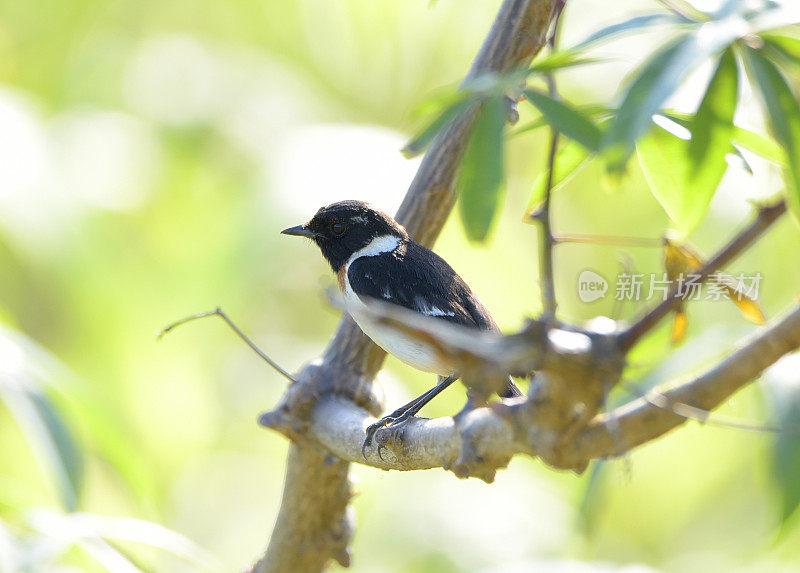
{"left": 362, "top": 410, "right": 416, "bottom": 460}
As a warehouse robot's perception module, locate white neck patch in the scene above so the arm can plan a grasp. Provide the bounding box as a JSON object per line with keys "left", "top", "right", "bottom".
{"left": 345, "top": 234, "right": 402, "bottom": 271}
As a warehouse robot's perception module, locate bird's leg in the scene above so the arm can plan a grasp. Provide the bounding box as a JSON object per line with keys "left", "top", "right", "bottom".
{"left": 363, "top": 374, "right": 458, "bottom": 458}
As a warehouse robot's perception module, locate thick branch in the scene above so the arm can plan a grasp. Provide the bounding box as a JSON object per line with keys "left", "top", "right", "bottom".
{"left": 303, "top": 304, "right": 800, "bottom": 474}
{"left": 253, "top": 1, "right": 560, "bottom": 570}
{"left": 309, "top": 395, "right": 520, "bottom": 473}
{"left": 568, "top": 303, "right": 800, "bottom": 465}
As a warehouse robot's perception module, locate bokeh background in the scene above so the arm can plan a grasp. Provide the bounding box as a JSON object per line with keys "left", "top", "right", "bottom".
{"left": 1, "top": 0, "right": 800, "bottom": 571}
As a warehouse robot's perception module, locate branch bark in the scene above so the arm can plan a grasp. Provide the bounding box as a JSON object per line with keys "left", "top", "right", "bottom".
{"left": 303, "top": 303, "right": 800, "bottom": 474}
{"left": 249, "top": 1, "right": 560, "bottom": 571}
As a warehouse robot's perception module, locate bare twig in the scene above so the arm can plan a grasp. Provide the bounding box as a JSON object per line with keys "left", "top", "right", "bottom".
{"left": 158, "top": 307, "right": 296, "bottom": 383}
{"left": 618, "top": 199, "right": 786, "bottom": 351}
{"left": 554, "top": 233, "right": 663, "bottom": 247}
{"left": 620, "top": 381, "right": 800, "bottom": 435}
{"left": 532, "top": 0, "right": 566, "bottom": 320}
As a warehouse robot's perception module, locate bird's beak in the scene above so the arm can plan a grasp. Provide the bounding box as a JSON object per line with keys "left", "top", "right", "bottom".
{"left": 281, "top": 224, "right": 317, "bottom": 239}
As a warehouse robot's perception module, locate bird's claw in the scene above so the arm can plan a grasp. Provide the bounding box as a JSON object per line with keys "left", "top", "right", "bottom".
{"left": 362, "top": 411, "right": 417, "bottom": 459}
{"left": 362, "top": 415, "right": 397, "bottom": 458}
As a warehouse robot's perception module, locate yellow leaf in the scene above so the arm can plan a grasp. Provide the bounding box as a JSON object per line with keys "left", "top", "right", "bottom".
{"left": 671, "top": 307, "right": 688, "bottom": 343}
{"left": 662, "top": 235, "right": 767, "bottom": 325}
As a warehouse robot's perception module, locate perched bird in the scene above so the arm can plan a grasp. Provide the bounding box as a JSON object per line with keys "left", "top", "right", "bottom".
{"left": 281, "top": 200, "right": 520, "bottom": 453}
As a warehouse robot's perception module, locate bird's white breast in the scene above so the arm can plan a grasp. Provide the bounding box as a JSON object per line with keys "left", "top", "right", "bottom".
{"left": 342, "top": 235, "right": 452, "bottom": 376}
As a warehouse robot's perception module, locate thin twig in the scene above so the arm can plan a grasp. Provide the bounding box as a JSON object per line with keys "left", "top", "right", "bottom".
{"left": 620, "top": 381, "right": 800, "bottom": 435}
{"left": 534, "top": 0, "right": 566, "bottom": 320}
{"left": 158, "top": 307, "right": 297, "bottom": 383}
{"left": 554, "top": 233, "right": 664, "bottom": 247}
{"left": 618, "top": 199, "right": 786, "bottom": 351}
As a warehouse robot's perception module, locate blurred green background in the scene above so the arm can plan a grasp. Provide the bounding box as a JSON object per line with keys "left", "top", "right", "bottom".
{"left": 1, "top": 0, "right": 800, "bottom": 571}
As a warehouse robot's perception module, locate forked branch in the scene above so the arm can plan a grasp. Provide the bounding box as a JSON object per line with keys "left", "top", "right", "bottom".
{"left": 249, "top": 1, "right": 562, "bottom": 571}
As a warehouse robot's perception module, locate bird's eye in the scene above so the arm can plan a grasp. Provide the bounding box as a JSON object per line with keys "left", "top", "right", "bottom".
{"left": 331, "top": 222, "right": 345, "bottom": 236}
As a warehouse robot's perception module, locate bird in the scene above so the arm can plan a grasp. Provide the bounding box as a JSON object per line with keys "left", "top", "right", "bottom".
{"left": 281, "top": 200, "right": 521, "bottom": 454}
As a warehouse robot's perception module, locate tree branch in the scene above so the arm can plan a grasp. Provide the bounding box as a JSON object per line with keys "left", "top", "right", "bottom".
{"left": 532, "top": 0, "right": 565, "bottom": 320}
{"left": 250, "top": 1, "right": 560, "bottom": 571}
{"left": 618, "top": 199, "right": 786, "bottom": 350}
{"left": 567, "top": 302, "right": 800, "bottom": 466}
{"left": 301, "top": 303, "right": 800, "bottom": 474}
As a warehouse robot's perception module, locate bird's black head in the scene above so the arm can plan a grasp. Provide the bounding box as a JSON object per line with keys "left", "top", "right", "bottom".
{"left": 281, "top": 200, "right": 408, "bottom": 271}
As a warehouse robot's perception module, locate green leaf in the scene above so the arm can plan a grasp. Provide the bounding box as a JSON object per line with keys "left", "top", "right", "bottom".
{"left": 522, "top": 90, "right": 603, "bottom": 151}
{"left": 509, "top": 115, "right": 550, "bottom": 138}
{"left": 637, "top": 119, "right": 727, "bottom": 233}
{"left": 764, "top": 356, "right": 800, "bottom": 525}
{"left": 731, "top": 126, "right": 786, "bottom": 165}
{"left": 402, "top": 96, "right": 473, "bottom": 158}
{"left": 687, "top": 49, "right": 738, "bottom": 183}
{"left": 526, "top": 140, "right": 592, "bottom": 216}
{"left": 728, "top": 145, "right": 754, "bottom": 175}
{"left": 775, "top": 427, "right": 800, "bottom": 524}
{"left": 762, "top": 33, "right": 800, "bottom": 61}
{"left": 574, "top": 13, "right": 687, "bottom": 50}
{"left": 604, "top": 19, "right": 747, "bottom": 170}
{"left": 665, "top": 111, "right": 786, "bottom": 165}
{"left": 762, "top": 35, "right": 800, "bottom": 73}
{"left": 27, "top": 511, "right": 220, "bottom": 570}
{"left": 510, "top": 105, "right": 612, "bottom": 138}
{"left": 744, "top": 47, "right": 800, "bottom": 223}
{"left": 528, "top": 50, "right": 606, "bottom": 74}
{"left": 457, "top": 97, "right": 506, "bottom": 242}
{"left": 577, "top": 461, "right": 609, "bottom": 535}
{"left": 0, "top": 380, "right": 83, "bottom": 511}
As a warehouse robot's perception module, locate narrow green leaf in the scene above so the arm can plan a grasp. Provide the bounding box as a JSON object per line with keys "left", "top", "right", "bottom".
{"left": 0, "top": 381, "right": 83, "bottom": 511}
{"left": 523, "top": 90, "right": 603, "bottom": 151}
{"left": 745, "top": 47, "right": 800, "bottom": 223}
{"left": 711, "top": 0, "right": 748, "bottom": 19}
{"left": 510, "top": 105, "right": 612, "bottom": 138}
{"left": 574, "top": 13, "right": 686, "bottom": 50}
{"left": 764, "top": 357, "right": 800, "bottom": 525}
{"left": 457, "top": 97, "right": 506, "bottom": 242}
{"left": 402, "top": 97, "right": 473, "bottom": 158}
{"left": 762, "top": 35, "right": 800, "bottom": 73}
{"left": 762, "top": 33, "right": 800, "bottom": 61}
{"left": 604, "top": 19, "right": 747, "bottom": 170}
{"left": 775, "top": 429, "right": 800, "bottom": 524}
{"left": 687, "top": 49, "right": 738, "bottom": 182}
{"left": 577, "top": 462, "right": 609, "bottom": 535}
{"left": 528, "top": 50, "right": 606, "bottom": 74}
{"left": 509, "top": 115, "right": 550, "bottom": 138}
{"left": 728, "top": 145, "right": 754, "bottom": 175}
{"left": 732, "top": 126, "right": 786, "bottom": 165}
{"left": 604, "top": 36, "right": 691, "bottom": 168}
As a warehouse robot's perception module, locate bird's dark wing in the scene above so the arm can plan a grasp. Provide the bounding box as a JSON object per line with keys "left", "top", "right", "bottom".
{"left": 348, "top": 240, "right": 522, "bottom": 398}
{"left": 347, "top": 240, "right": 495, "bottom": 331}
